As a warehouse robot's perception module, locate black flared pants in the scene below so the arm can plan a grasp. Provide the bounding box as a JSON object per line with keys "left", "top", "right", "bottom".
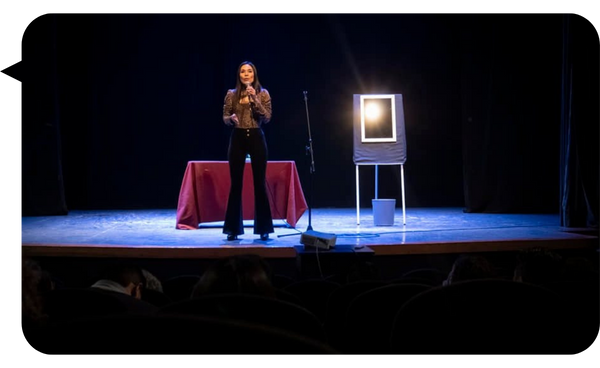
{"left": 223, "top": 128, "right": 274, "bottom": 235}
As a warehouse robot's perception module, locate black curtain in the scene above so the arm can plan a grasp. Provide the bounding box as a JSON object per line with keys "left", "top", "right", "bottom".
{"left": 21, "top": 15, "right": 67, "bottom": 216}
{"left": 16, "top": 15, "right": 594, "bottom": 217}
{"left": 559, "top": 15, "right": 599, "bottom": 228}
{"left": 460, "top": 15, "right": 564, "bottom": 213}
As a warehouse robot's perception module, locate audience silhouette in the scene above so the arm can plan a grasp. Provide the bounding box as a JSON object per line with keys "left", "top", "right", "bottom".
{"left": 22, "top": 258, "right": 50, "bottom": 332}
{"left": 443, "top": 254, "right": 497, "bottom": 285}
{"left": 191, "top": 254, "right": 276, "bottom": 298}
{"left": 22, "top": 246, "right": 598, "bottom": 354}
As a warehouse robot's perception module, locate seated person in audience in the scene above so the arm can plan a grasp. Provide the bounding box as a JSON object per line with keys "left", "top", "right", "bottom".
{"left": 561, "top": 256, "right": 599, "bottom": 283}
{"left": 513, "top": 247, "right": 564, "bottom": 287}
{"left": 346, "top": 261, "right": 382, "bottom": 283}
{"left": 88, "top": 262, "right": 157, "bottom": 313}
{"left": 191, "top": 254, "right": 276, "bottom": 298}
{"left": 91, "top": 261, "right": 148, "bottom": 299}
{"left": 22, "top": 258, "right": 50, "bottom": 331}
{"left": 142, "top": 268, "right": 163, "bottom": 293}
{"left": 443, "top": 254, "right": 496, "bottom": 286}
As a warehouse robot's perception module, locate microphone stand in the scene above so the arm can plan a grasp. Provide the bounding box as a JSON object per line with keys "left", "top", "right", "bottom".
{"left": 303, "top": 91, "right": 315, "bottom": 231}
{"left": 278, "top": 90, "right": 316, "bottom": 237}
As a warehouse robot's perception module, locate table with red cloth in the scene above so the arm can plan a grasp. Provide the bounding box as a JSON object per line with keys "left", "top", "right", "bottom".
{"left": 176, "top": 161, "right": 307, "bottom": 229}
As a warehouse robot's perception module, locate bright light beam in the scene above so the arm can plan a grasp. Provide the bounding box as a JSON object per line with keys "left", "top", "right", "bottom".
{"left": 365, "top": 102, "right": 381, "bottom": 122}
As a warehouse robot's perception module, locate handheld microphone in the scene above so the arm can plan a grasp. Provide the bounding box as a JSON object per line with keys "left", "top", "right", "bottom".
{"left": 245, "top": 82, "right": 255, "bottom": 104}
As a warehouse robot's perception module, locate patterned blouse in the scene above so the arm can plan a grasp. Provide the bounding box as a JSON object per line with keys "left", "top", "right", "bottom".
{"left": 222, "top": 88, "right": 272, "bottom": 129}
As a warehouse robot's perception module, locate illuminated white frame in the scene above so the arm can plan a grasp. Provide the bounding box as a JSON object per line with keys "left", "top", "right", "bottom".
{"left": 360, "top": 94, "right": 397, "bottom": 143}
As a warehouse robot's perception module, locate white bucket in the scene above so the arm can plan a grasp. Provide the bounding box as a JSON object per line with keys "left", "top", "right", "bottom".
{"left": 372, "top": 199, "right": 396, "bottom": 226}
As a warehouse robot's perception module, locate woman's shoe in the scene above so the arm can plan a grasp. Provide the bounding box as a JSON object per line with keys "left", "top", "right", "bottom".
{"left": 260, "top": 233, "right": 269, "bottom": 241}
{"left": 227, "top": 234, "right": 238, "bottom": 241}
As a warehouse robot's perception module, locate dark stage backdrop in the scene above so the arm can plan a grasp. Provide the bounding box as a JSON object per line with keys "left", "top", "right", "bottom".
{"left": 20, "top": 14, "right": 598, "bottom": 222}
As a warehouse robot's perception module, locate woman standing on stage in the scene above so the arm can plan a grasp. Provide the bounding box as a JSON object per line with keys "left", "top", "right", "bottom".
{"left": 222, "top": 61, "right": 274, "bottom": 241}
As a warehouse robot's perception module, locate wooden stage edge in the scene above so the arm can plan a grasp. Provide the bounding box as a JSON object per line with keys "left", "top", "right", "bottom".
{"left": 22, "top": 236, "right": 598, "bottom": 259}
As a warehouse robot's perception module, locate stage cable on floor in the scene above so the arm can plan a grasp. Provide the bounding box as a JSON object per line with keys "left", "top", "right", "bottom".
{"left": 335, "top": 233, "right": 380, "bottom": 238}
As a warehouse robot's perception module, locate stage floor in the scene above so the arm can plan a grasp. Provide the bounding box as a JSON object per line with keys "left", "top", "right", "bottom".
{"left": 22, "top": 207, "right": 598, "bottom": 259}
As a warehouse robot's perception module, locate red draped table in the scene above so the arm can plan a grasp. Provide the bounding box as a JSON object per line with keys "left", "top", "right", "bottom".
{"left": 176, "top": 161, "right": 307, "bottom": 229}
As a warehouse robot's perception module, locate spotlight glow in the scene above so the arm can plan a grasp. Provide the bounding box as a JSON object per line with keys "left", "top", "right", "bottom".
{"left": 358, "top": 94, "right": 397, "bottom": 143}
{"left": 365, "top": 103, "right": 381, "bottom": 122}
